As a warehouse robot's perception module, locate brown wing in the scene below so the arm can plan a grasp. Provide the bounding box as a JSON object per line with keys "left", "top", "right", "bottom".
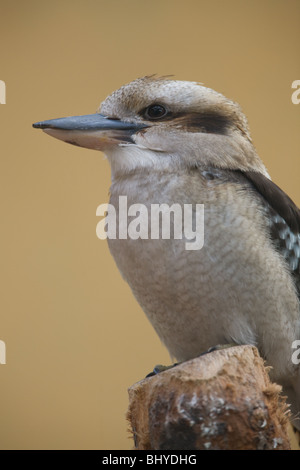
{"left": 242, "top": 171, "right": 300, "bottom": 233}
{"left": 241, "top": 171, "right": 300, "bottom": 296}
{"left": 199, "top": 167, "right": 300, "bottom": 296}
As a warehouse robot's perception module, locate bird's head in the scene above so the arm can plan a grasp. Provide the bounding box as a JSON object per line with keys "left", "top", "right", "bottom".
{"left": 33, "top": 76, "right": 268, "bottom": 178}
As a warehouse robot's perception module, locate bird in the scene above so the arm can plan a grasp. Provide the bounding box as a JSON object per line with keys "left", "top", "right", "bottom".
{"left": 33, "top": 76, "right": 300, "bottom": 430}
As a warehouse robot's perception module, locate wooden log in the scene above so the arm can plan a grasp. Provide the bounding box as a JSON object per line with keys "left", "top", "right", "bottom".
{"left": 288, "top": 423, "right": 300, "bottom": 450}
{"left": 127, "top": 345, "right": 291, "bottom": 450}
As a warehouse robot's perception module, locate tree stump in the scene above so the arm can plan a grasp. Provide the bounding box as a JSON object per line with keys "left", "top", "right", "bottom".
{"left": 127, "top": 345, "right": 291, "bottom": 450}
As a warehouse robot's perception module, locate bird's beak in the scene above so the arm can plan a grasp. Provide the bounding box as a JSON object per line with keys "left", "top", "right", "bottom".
{"left": 32, "top": 113, "right": 147, "bottom": 150}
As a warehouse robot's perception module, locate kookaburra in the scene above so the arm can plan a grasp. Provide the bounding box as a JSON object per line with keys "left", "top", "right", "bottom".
{"left": 33, "top": 76, "right": 300, "bottom": 429}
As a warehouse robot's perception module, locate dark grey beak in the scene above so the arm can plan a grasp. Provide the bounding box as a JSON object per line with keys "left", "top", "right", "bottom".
{"left": 33, "top": 113, "right": 146, "bottom": 132}
{"left": 32, "top": 113, "right": 147, "bottom": 150}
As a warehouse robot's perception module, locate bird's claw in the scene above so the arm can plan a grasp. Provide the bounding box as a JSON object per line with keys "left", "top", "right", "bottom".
{"left": 145, "top": 363, "right": 179, "bottom": 378}
{"left": 203, "top": 343, "right": 238, "bottom": 354}
{"left": 145, "top": 344, "right": 238, "bottom": 378}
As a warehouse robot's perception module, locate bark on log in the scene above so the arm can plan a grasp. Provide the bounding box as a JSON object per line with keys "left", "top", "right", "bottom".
{"left": 127, "top": 345, "right": 291, "bottom": 450}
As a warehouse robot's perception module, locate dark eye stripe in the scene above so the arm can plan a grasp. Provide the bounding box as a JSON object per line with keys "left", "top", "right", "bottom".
{"left": 139, "top": 104, "right": 231, "bottom": 134}
{"left": 170, "top": 112, "right": 231, "bottom": 134}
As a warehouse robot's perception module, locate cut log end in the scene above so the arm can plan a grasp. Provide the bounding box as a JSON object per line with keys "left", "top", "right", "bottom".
{"left": 127, "top": 345, "right": 292, "bottom": 450}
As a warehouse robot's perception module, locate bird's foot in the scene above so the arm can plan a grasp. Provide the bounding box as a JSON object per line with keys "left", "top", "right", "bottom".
{"left": 145, "top": 344, "right": 238, "bottom": 378}
{"left": 200, "top": 342, "right": 238, "bottom": 355}
{"left": 145, "top": 363, "right": 180, "bottom": 378}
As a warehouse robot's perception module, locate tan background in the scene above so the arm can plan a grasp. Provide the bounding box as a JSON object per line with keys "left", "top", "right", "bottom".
{"left": 0, "top": 0, "right": 299, "bottom": 450}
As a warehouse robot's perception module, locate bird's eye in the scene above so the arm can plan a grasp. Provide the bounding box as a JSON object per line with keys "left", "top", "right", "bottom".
{"left": 144, "top": 104, "right": 168, "bottom": 120}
